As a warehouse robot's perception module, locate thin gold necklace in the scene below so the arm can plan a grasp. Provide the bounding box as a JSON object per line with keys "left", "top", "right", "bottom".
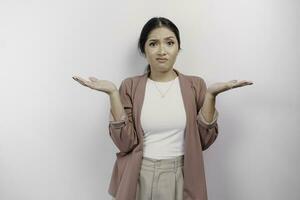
{"left": 152, "top": 77, "right": 177, "bottom": 98}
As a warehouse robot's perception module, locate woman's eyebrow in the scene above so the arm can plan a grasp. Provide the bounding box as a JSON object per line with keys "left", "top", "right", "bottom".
{"left": 148, "top": 36, "right": 175, "bottom": 42}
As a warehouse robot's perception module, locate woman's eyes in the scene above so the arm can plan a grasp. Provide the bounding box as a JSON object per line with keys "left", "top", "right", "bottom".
{"left": 168, "top": 41, "right": 175, "bottom": 45}
{"left": 149, "top": 41, "right": 174, "bottom": 47}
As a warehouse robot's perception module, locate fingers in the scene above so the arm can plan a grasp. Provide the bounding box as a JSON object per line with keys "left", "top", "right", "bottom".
{"left": 227, "top": 80, "right": 237, "bottom": 89}
{"left": 230, "top": 80, "right": 254, "bottom": 89}
{"left": 89, "top": 77, "right": 98, "bottom": 82}
{"left": 72, "top": 76, "right": 90, "bottom": 87}
{"left": 229, "top": 80, "right": 238, "bottom": 83}
{"left": 72, "top": 76, "right": 84, "bottom": 84}
{"left": 236, "top": 80, "right": 253, "bottom": 86}
{"left": 240, "top": 80, "right": 253, "bottom": 86}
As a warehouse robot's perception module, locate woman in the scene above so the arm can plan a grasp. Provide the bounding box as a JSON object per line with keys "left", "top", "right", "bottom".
{"left": 73, "top": 17, "right": 253, "bottom": 200}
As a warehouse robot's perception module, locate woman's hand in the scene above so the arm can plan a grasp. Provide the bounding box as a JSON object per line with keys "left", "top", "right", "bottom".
{"left": 207, "top": 80, "right": 253, "bottom": 97}
{"left": 72, "top": 76, "right": 118, "bottom": 95}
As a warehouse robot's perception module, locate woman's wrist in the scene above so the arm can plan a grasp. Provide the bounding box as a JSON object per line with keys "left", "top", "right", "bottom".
{"left": 109, "top": 89, "right": 119, "bottom": 96}
{"left": 205, "top": 92, "right": 216, "bottom": 99}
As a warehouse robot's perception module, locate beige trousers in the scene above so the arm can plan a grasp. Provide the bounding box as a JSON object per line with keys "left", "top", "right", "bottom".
{"left": 112, "top": 155, "right": 184, "bottom": 200}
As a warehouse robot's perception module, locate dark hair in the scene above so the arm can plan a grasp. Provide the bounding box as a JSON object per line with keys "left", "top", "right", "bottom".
{"left": 137, "top": 17, "right": 182, "bottom": 73}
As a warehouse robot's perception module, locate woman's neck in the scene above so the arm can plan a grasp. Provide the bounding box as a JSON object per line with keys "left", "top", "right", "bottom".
{"left": 148, "top": 69, "right": 178, "bottom": 82}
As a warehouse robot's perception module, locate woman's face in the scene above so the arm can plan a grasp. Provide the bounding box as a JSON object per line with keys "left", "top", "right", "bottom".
{"left": 144, "top": 27, "right": 179, "bottom": 73}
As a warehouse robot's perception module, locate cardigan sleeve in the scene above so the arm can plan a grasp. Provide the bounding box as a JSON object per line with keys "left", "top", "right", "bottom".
{"left": 194, "top": 77, "right": 219, "bottom": 151}
{"left": 108, "top": 79, "right": 139, "bottom": 153}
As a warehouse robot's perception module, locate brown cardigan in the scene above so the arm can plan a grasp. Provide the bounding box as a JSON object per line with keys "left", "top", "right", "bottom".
{"left": 108, "top": 68, "right": 219, "bottom": 200}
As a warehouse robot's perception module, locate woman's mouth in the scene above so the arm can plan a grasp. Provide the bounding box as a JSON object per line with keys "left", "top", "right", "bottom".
{"left": 156, "top": 58, "right": 168, "bottom": 63}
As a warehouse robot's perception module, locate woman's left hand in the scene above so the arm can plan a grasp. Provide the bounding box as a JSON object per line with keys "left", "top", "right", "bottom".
{"left": 207, "top": 80, "right": 253, "bottom": 97}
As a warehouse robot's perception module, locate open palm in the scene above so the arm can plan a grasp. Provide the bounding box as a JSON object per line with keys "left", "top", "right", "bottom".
{"left": 72, "top": 76, "right": 117, "bottom": 95}
{"left": 207, "top": 80, "right": 253, "bottom": 96}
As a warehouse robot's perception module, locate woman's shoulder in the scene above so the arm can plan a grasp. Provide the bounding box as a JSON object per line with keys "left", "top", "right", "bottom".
{"left": 119, "top": 74, "right": 145, "bottom": 89}
{"left": 173, "top": 68, "right": 205, "bottom": 82}
{"left": 181, "top": 73, "right": 206, "bottom": 86}
{"left": 122, "top": 74, "right": 144, "bottom": 82}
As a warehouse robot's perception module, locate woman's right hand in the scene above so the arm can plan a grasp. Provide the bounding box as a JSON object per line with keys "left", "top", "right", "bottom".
{"left": 72, "top": 76, "right": 118, "bottom": 95}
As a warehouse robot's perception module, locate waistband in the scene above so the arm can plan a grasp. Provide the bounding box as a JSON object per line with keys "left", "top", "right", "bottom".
{"left": 141, "top": 155, "right": 184, "bottom": 170}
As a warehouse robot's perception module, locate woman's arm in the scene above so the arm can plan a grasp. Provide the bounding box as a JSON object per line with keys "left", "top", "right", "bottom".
{"left": 109, "top": 90, "right": 127, "bottom": 121}
{"left": 108, "top": 79, "right": 139, "bottom": 153}
{"left": 197, "top": 78, "right": 253, "bottom": 150}
{"left": 201, "top": 93, "right": 216, "bottom": 123}
{"left": 195, "top": 78, "right": 219, "bottom": 151}
{"left": 72, "top": 76, "right": 138, "bottom": 153}
{"left": 201, "top": 78, "right": 254, "bottom": 122}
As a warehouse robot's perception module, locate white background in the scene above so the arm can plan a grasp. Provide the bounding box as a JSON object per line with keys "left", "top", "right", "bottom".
{"left": 0, "top": 0, "right": 299, "bottom": 199}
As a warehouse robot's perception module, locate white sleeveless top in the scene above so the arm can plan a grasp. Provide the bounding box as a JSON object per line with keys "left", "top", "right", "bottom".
{"left": 140, "top": 77, "right": 186, "bottom": 159}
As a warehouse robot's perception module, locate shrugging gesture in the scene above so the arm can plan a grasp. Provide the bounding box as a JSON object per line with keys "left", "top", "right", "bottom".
{"left": 201, "top": 79, "right": 254, "bottom": 124}
{"left": 207, "top": 79, "right": 253, "bottom": 97}
{"left": 72, "top": 76, "right": 118, "bottom": 95}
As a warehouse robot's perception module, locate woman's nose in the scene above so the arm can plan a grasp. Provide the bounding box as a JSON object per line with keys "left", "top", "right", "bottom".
{"left": 158, "top": 45, "right": 166, "bottom": 55}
